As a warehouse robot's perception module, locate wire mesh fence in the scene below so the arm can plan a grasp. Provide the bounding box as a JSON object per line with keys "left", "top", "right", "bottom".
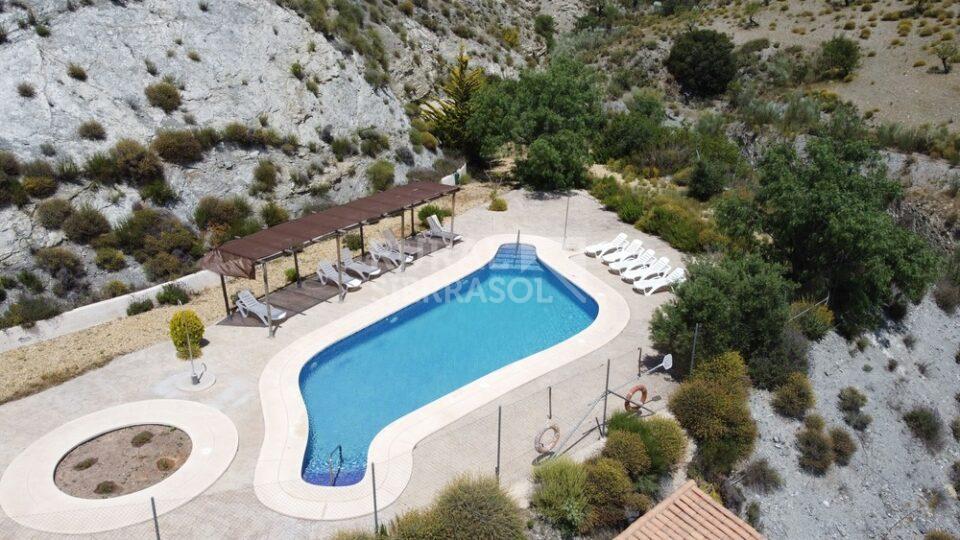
{"left": 1, "top": 341, "right": 674, "bottom": 540}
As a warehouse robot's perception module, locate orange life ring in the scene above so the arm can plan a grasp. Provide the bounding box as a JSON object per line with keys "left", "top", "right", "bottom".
{"left": 535, "top": 423, "right": 560, "bottom": 454}
{"left": 624, "top": 385, "right": 648, "bottom": 412}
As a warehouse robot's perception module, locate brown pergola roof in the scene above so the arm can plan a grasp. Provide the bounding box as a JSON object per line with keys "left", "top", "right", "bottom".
{"left": 199, "top": 181, "right": 458, "bottom": 278}
{"left": 615, "top": 480, "right": 764, "bottom": 540}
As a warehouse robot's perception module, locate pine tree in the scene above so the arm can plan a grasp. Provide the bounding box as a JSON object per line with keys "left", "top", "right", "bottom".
{"left": 420, "top": 49, "right": 485, "bottom": 154}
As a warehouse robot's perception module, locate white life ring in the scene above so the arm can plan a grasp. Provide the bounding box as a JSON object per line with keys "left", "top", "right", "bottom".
{"left": 535, "top": 423, "right": 560, "bottom": 454}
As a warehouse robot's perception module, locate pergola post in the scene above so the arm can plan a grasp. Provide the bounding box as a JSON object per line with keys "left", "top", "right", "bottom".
{"left": 450, "top": 191, "right": 457, "bottom": 246}
{"left": 359, "top": 224, "right": 366, "bottom": 258}
{"left": 262, "top": 261, "right": 275, "bottom": 337}
{"left": 220, "top": 274, "right": 231, "bottom": 318}
{"left": 292, "top": 249, "right": 302, "bottom": 288}
{"left": 409, "top": 207, "right": 415, "bottom": 236}
{"left": 335, "top": 232, "right": 345, "bottom": 303}
{"left": 400, "top": 211, "right": 406, "bottom": 272}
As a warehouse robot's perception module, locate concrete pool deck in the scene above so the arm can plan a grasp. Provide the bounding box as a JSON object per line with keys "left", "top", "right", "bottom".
{"left": 0, "top": 188, "right": 684, "bottom": 538}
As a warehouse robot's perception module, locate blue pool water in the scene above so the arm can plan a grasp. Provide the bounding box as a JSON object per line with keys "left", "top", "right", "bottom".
{"left": 299, "top": 243, "right": 599, "bottom": 486}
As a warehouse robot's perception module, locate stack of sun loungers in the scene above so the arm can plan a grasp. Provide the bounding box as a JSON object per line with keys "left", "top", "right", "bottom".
{"left": 583, "top": 234, "right": 686, "bottom": 296}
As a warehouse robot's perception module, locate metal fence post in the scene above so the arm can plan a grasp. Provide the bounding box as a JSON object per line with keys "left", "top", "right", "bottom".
{"left": 637, "top": 346, "right": 643, "bottom": 377}
{"left": 371, "top": 462, "right": 379, "bottom": 533}
{"left": 150, "top": 497, "right": 160, "bottom": 540}
{"left": 601, "top": 359, "right": 611, "bottom": 435}
{"left": 548, "top": 386, "right": 552, "bottom": 420}
{"left": 690, "top": 323, "right": 700, "bottom": 373}
{"left": 495, "top": 406, "right": 502, "bottom": 483}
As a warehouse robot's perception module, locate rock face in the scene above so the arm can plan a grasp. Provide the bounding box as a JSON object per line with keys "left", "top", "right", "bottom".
{"left": 0, "top": 0, "right": 574, "bottom": 291}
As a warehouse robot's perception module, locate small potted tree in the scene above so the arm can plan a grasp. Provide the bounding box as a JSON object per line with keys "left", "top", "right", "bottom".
{"left": 169, "top": 309, "right": 210, "bottom": 387}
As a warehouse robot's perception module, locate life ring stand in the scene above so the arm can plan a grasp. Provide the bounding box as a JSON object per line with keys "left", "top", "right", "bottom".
{"left": 624, "top": 384, "right": 648, "bottom": 412}
{"left": 535, "top": 423, "right": 560, "bottom": 454}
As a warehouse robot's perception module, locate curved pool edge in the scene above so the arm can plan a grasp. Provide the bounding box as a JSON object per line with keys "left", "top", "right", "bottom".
{"left": 254, "top": 234, "right": 629, "bottom": 520}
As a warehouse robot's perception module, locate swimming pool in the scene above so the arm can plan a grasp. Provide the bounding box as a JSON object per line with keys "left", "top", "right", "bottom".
{"left": 298, "top": 243, "right": 598, "bottom": 485}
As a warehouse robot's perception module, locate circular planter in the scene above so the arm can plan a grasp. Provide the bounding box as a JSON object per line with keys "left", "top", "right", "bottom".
{"left": 0, "top": 400, "right": 237, "bottom": 534}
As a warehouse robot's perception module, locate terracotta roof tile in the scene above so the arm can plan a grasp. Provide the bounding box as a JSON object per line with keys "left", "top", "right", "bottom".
{"left": 616, "top": 481, "right": 764, "bottom": 540}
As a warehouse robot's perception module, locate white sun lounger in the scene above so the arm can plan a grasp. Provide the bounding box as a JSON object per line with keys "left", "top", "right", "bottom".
{"left": 370, "top": 242, "right": 412, "bottom": 267}
{"left": 236, "top": 289, "right": 287, "bottom": 326}
{"left": 621, "top": 257, "right": 669, "bottom": 283}
{"left": 610, "top": 248, "right": 655, "bottom": 273}
{"left": 425, "top": 214, "right": 462, "bottom": 243}
{"left": 339, "top": 248, "right": 381, "bottom": 280}
{"left": 601, "top": 239, "right": 643, "bottom": 265}
{"left": 317, "top": 260, "right": 362, "bottom": 290}
{"left": 584, "top": 233, "right": 627, "bottom": 258}
{"left": 383, "top": 229, "right": 423, "bottom": 257}
{"left": 633, "top": 268, "right": 686, "bottom": 296}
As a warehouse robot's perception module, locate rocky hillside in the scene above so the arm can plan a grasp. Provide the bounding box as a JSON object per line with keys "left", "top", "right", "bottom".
{"left": 0, "top": 0, "right": 579, "bottom": 315}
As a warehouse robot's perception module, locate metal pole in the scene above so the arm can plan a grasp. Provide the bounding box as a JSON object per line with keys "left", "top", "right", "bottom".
{"left": 400, "top": 212, "right": 406, "bottom": 272}
{"left": 495, "top": 406, "right": 502, "bottom": 483}
{"left": 335, "top": 233, "right": 345, "bottom": 303}
{"left": 548, "top": 386, "right": 552, "bottom": 419}
{"left": 450, "top": 191, "right": 456, "bottom": 241}
{"left": 150, "top": 496, "right": 160, "bottom": 540}
{"left": 371, "top": 462, "right": 379, "bottom": 533}
{"left": 219, "top": 274, "right": 230, "bottom": 318}
{"left": 410, "top": 207, "right": 415, "bottom": 236}
{"left": 561, "top": 193, "right": 571, "bottom": 249}
{"left": 292, "top": 249, "right": 302, "bottom": 288}
{"left": 601, "top": 359, "right": 611, "bottom": 435}
{"left": 690, "top": 323, "right": 700, "bottom": 373}
{"left": 262, "top": 262, "right": 274, "bottom": 337}
{"left": 359, "top": 224, "right": 366, "bottom": 258}
{"left": 637, "top": 346, "right": 643, "bottom": 377}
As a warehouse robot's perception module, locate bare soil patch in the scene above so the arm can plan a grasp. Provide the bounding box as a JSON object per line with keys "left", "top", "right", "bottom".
{"left": 54, "top": 424, "right": 192, "bottom": 499}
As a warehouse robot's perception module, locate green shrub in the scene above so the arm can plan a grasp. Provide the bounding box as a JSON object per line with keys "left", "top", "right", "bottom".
{"left": 615, "top": 192, "right": 647, "bottom": 225}
{"left": 741, "top": 458, "right": 782, "bottom": 493}
{"left": 388, "top": 508, "right": 443, "bottom": 540}
{"left": 933, "top": 279, "right": 960, "bottom": 314}
{"left": 665, "top": 29, "right": 736, "bottom": 97}
{"left": 250, "top": 160, "right": 278, "bottom": 195}
{"left": 260, "top": 201, "right": 289, "bottom": 227}
{"left": 101, "top": 280, "right": 130, "bottom": 298}
{"left": 635, "top": 199, "right": 713, "bottom": 253}
{"left": 366, "top": 160, "right": 395, "bottom": 192}
{"left": 584, "top": 457, "right": 651, "bottom": 531}
{"left": 432, "top": 475, "right": 524, "bottom": 540}
{"left": 156, "top": 283, "right": 190, "bottom": 306}
{"left": 77, "top": 120, "right": 106, "bottom": 141}
{"left": 17, "top": 270, "right": 44, "bottom": 293}
{"left": 531, "top": 457, "right": 589, "bottom": 535}
{"left": 687, "top": 158, "right": 728, "bottom": 201}
{"left": 828, "top": 427, "right": 856, "bottom": 466}
{"left": 331, "top": 137, "right": 355, "bottom": 160}
{"left": 0, "top": 296, "right": 61, "bottom": 329}
{"left": 152, "top": 130, "right": 203, "bottom": 165}
{"left": 126, "top": 298, "right": 154, "bottom": 316}
{"left": 514, "top": 131, "right": 588, "bottom": 191}
{"left": 34, "top": 247, "right": 85, "bottom": 280}
{"left": 601, "top": 430, "right": 651, "bottom": 479}
{"left": 169, "top": 309, "right": 204, "bottom": 359}
{"left": 21, "top": 159, "right": 54, "bottom": 178}
{"left": 837, "top": 387, "right": 867, "bottom": 414}
{"left": 0, "top": 151, "right": 20, "bottom": 176}
{"left": 358, "top": 128, "right": 390, "bottom": 157}
{"left": 796, "top": 427, "right": 834, "bottom": 475}
{"left": 330, "top": 531, "right": 375, "bottom": 540}
{"left": 194, "top": 195, "right": 253, "bottom": 230}
{"left": 63, "top": 205, "right": 111, "bottom": 244}
{"left": 417, "top": 205, "right": 451, "bottom": 229}
{"left": 0, "top": 176, "right": 28, "bottom": 208}
{"left": 925, "top": 531, "right": 957, "bottom": 540}
{"left": 488, "top": 197, "right": 507, "bottom": 211}
{"left": 903, "top": 406, "right": 943, "bottom": 449}
{"left": 21, "top": 176, "right": 57, "bottom": 198}
{"left": 790, "top": 300, "right": 835, "bottom": 340}
{"left": 145, "top": 81, "right": 182, "bottom": 113}
{"left": 691, "top": 351, "right": 751, "bottom": 398}
{"left": 36, "top": 198, "right": 74, "bottom": 229}
{"left": 609, "top": 413, "right": 689, "bottom": 475}
{"left": 818, "top": 35, "right": 860, "bottom": 80}
{"left": 951, "top": 461, "right": 960, "bottom": 495}
{"left": 111, "top": 139, "right": 164, "bottom": 186}
{"left": 951, "top": 417, "right": 960, "bottom": 442}
{"left": 772, "top": 373, "right": 815, "bottom": 419}
{"left": 144, "top": 252, "right": 188, "bottom": 282}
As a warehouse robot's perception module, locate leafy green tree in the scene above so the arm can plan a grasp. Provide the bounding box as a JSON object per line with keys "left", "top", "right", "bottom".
{"left": 687, "top": 158, "right": 729, "bottom": 201}
{"left": 933, "top": 40, "right": 958, "bottom": 74}
{"left": 514, "top": 130, "right": 588, "bottom": 190}
{"left": 420, "top": 50, "right": 486, "bottom": 158}
{"left": 665, "top": 29, "right": 736, "bottom": 97}
{"left": 533, "top": 14, "right": 556, "bottom": 49}
{"left": 817, "top": 36, "right": 860, "bottom": 80}
{"left": 755, "top": 138, "right": 940, "bottom": 333}
{"left": 596, "top": 111, "right": 664, "bottom": 163}
{"left": 651, "top": 253, "right": 795, "bottom": 378}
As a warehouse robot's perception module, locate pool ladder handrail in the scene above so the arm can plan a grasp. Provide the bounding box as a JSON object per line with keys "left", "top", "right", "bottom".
{"left": 327, "top": 445, "right": 344, "bottom": 486}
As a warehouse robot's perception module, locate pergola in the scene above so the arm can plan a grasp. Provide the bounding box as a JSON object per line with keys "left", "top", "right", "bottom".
{"left": 199, "top": 181, "right": 460, "bottom": 336}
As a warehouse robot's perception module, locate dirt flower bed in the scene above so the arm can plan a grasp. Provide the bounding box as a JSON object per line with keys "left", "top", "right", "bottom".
{"left": 54, "top": 424, "right": 192, "bottom": 499}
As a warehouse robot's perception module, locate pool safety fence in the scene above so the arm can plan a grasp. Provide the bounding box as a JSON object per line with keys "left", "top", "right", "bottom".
{"left": 0, "top": 346, "right": 675, "bottom": 538}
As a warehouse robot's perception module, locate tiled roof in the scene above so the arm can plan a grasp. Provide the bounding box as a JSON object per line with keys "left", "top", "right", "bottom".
{"left": 615, "top": 480, "right": 764, "bottom": 540}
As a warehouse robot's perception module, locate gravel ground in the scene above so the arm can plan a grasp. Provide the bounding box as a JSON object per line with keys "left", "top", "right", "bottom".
{"left": 745, "top": 296, "right": 960, "bottom": 539}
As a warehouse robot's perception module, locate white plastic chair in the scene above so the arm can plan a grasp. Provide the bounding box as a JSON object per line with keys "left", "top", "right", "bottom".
{"left": 339, "top": 248, "right": 381, "bottom": 280}
{"left": 633, "top": 268, "right": 686, "bottom": 295}
{"left": 317, "top": 261, "right": 362, "bottom": 290}
{"left": 610, "top": 248, "right": 655, "bottom": 273}
{"left": 602, "top": 239, "right": 643, "bottom": 265}
{"left": 236, "top": 289, "right": 287, "bottom": 326}
{"left": 621, "top": 257, "right": 669, "bottom": 283}
{"left": 425, "top": 215, "right": 462, "bottom": 243}
{"left": 584, "top": 233, "right": 627, "bottom": 258}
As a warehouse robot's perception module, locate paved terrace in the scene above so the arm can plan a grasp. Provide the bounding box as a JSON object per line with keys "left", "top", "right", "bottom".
{"left": 0, "top": 188, "right": 684, "bottom": 539}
